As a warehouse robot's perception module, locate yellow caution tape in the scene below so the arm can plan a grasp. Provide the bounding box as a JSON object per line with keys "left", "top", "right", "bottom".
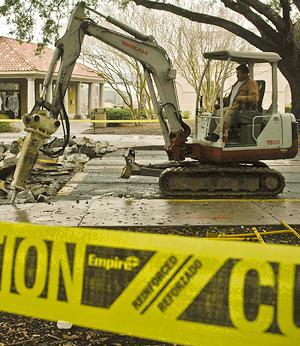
{"left": 0, "top": 221, "right": 299, "bottom": 345}
{"left": 0, "top": 119, "right": 22, "bottom": 122}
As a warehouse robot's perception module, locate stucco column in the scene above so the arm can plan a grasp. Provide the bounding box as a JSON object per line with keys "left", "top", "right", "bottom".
{"left": 75, "top": 82, "right": 82, "bottom": 119}
{"left": 99, "top": 83, "right": 104, "bottom": 107}
{"left": 88, "top": 82, "right": 95, "bottom": 118}
{"left": 27, "top": 77, "right": 35, "bottom": 113}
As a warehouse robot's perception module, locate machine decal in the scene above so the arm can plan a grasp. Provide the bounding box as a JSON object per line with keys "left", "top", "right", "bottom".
{"left": 0, "top": 221, "right": 299, "bottom": 345}
{"left": 267, "top": 139, "right": 280, "bottom": 145}
{"left": 121, "top": 40, "right": 148, "bottom": 55}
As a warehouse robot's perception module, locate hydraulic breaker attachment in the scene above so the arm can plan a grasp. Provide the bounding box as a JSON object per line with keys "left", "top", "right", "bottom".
{"left": 10, "top": 113, "right": 60, "bottom": 203}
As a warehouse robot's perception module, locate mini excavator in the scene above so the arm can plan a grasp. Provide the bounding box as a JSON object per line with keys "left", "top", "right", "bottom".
{"left": 11, "top": 2, "right": 298, "bottom": 202}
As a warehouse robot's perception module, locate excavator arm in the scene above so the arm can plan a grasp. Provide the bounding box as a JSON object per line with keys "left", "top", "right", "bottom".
{"left": 11, "top": 1, "right": 190, "bottom": 202}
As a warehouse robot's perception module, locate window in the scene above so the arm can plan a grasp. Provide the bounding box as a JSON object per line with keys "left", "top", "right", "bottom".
{"left": 0, "top": 83, "right": 20, "bottom": 118}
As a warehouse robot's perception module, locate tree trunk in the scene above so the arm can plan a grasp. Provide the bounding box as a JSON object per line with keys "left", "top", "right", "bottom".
{"left": 290, "top": 78, "right": 300, "bottom": 120}
{"left": 278, "top": 52, "right": 300, "bottom": 120}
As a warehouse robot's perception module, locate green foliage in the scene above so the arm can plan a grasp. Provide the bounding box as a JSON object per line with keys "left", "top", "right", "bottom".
{"left": 267, "top": 0, "right": 282, "bottom": 13}
{"left": 0, "top": 114, "right": 12, "bottom": 133}
{"left": 106, "top": 107, "right": 133, "bottom": 126}
{"left": 0, "top": 0, "right": 98, "bottom": 47}
{"left": 181, "top": 110, "right": 191, "bottom": 119}
{"left": 285, "top": 104, "right": 292, "bottom": 113}
{"left": 139, "top": 109, "right": 147, "bottom": 119}
{"left": 104, "top": 108, "right": 147, "bottom": 126}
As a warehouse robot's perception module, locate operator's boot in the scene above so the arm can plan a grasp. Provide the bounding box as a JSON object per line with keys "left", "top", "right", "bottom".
{"left": 205, "top": 133, "right": 219, "bottom": 142}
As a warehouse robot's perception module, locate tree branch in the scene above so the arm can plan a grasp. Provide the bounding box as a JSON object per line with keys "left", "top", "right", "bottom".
{"left": 131, "top": 0, "right": 278, "bottom": 52}
{"left": 294, "top": 0, "right": 300, "bottom": 11}
{"left": 280, "top": 0, "right": 291, "bottom": 26}
{"left": 241, "top": 0, "right": 286, "bottom": 31}
{"left": 221, "top": 0, "right": 280, "bottom": 43}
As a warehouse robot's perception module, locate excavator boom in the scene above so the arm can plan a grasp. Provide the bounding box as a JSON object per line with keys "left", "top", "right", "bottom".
{"left": 10, "top": 1, "right": 191, "bottom": 202}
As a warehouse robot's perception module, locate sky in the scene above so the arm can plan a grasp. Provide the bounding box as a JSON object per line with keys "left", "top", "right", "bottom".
{"left": 0, "top": 17, "right": 11, "bottom": 37}
{"left": 0, "top": 0, "right": 10, "bottom": 37}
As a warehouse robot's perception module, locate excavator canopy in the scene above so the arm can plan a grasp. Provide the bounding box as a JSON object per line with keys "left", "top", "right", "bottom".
{"left": 203, "top": 50, "right": 281, "bottom": 64}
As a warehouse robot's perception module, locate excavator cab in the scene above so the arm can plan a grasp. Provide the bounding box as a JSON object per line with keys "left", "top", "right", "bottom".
{"left": 194, "top": 51, "right": 298, "bottom": 151}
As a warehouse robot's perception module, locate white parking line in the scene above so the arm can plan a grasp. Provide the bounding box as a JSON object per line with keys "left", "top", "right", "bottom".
{"left": 57, "top": 172, "right": 87, "bottom": 196}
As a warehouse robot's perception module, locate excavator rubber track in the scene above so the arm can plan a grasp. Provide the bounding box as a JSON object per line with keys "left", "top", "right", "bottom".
{"left": 159, "top": 164, "right": 285, "bottom": 198}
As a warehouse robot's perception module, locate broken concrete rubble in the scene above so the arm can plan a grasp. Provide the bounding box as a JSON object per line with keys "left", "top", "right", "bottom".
{"left": 0, "top": 152, "right": 17, "bottom": 172}
{"left": 46, "top": 136, "right": 114, "bottom": 158}
{"left": 72, "top": 136, "right": 114, "bottom": 158}
{"left": 0, "top": 136, "right": 114, "bottom": 204}
{"left": 64, "top": 145, "right": 78, "bottom": 155}
{"left": 7, "top": 190, "right": 35, "bottom": 204}
{"left": 0, "top": 142, "right": 7, "bottom": 156}
{"left": 58, "top": 153, "right": 89, "bottom": 167}
{"left": 10, "top": 140, "right": 22, "bottom": 155}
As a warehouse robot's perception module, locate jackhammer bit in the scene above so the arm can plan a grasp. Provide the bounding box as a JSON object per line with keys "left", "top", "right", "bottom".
{"left": 121, "top": 148, "right": 166, "bottom": 178}
{"left": 121, "top": 148, "right": 136, "bottom": 179}
{"left": 10, "top": 113, "right": 60, "bottom": 204}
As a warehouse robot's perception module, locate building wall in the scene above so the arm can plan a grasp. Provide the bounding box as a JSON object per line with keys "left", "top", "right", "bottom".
{"left": 175, "top": 79, "right": 196, "bottom": 117}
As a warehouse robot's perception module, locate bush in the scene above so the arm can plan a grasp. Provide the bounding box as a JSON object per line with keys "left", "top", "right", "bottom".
{"left": 106, "top": 108, "right": 133, "bottom": 120}
{"left": 105, "top": 108, "right": 132, "bottom": 127}
{"left": 139, "top": 109, "right": 148, "bottom": 119}
{"left": 0, "top": 114, "right": 13, "bottom": 132}
{"left": 285, "top": 104, "right": 292, "bottom": 113}
{"left": 91, "top": 108, "right": 149, "bottom": 127}
{"left": 105, "top": 108, "right": 148, "bottom": 126}
{"left": 182, "top": 110, "right": 191, "bottom": 119}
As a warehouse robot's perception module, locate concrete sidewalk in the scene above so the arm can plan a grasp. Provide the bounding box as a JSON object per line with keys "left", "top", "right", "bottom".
{"left": 1, "top": 197, "right": 299, "bottom": 227}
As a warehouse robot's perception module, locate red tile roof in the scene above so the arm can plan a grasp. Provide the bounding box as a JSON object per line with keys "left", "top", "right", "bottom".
{"left": 0, "top": 36, "right": 100, "bottom": 78}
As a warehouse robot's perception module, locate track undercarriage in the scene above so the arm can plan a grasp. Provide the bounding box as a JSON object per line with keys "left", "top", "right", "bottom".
{"left": 121, "top": 149, "right": 285, "bottom": 198}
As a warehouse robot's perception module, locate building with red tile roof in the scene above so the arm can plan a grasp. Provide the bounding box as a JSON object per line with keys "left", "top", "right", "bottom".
{"left": 0, "top": 36, "right": 104, "bottom": 117}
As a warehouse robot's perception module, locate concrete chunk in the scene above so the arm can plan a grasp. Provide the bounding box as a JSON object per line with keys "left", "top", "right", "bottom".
{"left": 0, "top": 153, "right": 17, "bottom": 171}
{"left": 0, "top": 142, "right": 7, "bottom": 156}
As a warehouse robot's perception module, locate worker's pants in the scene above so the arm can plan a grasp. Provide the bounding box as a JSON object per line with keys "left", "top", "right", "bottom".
{"left": 213, "top": 107, "right": 235, "bottom": 136}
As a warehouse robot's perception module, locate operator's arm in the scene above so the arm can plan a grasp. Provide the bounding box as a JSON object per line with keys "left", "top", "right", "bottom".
{"left": 235, "top": 80, "right": 259, "bottom": 105}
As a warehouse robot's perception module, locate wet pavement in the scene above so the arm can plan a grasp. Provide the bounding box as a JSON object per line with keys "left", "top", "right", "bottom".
{"left": 1, "top": 145, "right": 300, "bottom": 227}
